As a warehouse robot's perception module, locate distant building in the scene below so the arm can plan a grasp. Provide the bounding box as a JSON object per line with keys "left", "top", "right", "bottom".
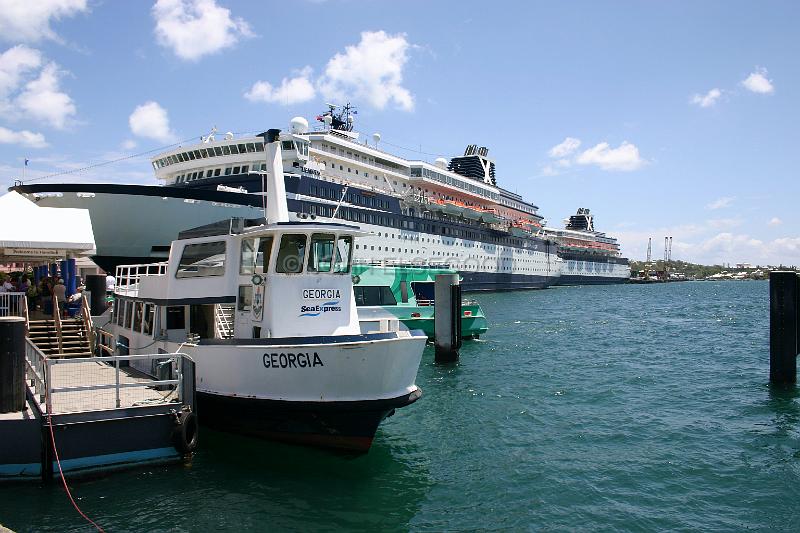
{"left": 736, "top": 263, "right": 753, "bottom": 270}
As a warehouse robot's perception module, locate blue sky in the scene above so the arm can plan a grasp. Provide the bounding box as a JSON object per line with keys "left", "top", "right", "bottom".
{"left": 0, "top": 0, "right": 797, "bottom": 266}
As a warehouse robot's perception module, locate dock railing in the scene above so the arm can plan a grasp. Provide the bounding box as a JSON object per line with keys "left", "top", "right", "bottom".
{"left": 0, "top": 291, "right": 27, "bottom": 318}
{"left": 24, "top": 337, "right": 194, "bottom": 415}
{"left": 115, "top": 262, "right": 168, "bottom": 297}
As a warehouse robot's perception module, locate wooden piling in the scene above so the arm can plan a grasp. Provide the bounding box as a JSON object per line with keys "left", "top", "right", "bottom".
{"left": 0, "top": 316, "right": 26, "bottom": 413}
{"left": 769, "top": 271, "right": 798, "bottom": 384}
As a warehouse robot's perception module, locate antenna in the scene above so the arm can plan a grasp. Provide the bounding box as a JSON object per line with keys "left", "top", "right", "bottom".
{"left": 646, "top": 237, "right": 652, "bottom": 263}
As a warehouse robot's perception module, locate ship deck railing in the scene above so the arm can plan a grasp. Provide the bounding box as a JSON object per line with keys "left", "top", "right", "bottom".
{"left": 25, "top": 336, "right": 192, "bottom": 415}
{"left": 115, "top": 262, "right": 168, "bottom": 297}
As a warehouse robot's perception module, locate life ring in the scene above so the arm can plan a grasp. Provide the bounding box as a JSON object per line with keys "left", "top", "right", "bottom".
{"left": 173, "top": 410, "right": 199, "bottom": 455}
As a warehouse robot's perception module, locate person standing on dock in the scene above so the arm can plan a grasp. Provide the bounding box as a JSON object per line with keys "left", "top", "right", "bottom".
{"left": 53, "top": 278, "right": 67, "bottom": 317}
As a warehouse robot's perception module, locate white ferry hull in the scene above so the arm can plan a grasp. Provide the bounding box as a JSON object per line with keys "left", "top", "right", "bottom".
{"left": 192, "top": 334, "right": 426, "bottom": 451}
{"left": 112, "top": 327, "right": 427, "bottom": 452}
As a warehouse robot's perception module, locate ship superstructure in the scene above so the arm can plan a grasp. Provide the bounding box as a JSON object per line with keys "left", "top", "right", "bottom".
{"left": 543, "top": 208, "right": 630, "bottom": 284}
{"left": 16, "top": 104, "right": 561, "bottom": 290}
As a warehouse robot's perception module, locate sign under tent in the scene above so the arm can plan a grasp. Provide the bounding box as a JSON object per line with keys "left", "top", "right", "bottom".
{"left": 0, "top": 191, "right": 95, "bottom": 264}
{"left": 0, "top": 191, "right": 97, "bottom": 297}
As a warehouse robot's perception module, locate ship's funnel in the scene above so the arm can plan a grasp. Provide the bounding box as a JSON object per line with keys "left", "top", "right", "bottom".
{"left": 260, "top": 128, "right": 289, "bottom": 224}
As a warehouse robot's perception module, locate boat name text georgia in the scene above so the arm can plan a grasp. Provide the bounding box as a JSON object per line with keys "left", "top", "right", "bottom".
{"left": 302, "top": 289, "right": 341, "bottom": 300}
{"left": 263, "top": 352, "right": 324, "bottom": 369}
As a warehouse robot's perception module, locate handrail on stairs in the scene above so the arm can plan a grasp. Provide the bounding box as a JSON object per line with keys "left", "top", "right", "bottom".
{"left": 21, "top": 293, "right": 29, "bottom": 336}
{"left": 81, "top": 295, "right": 95, "bottom": 355}
{"left": 52, "top": 294, "right": 63, "bottom": 354}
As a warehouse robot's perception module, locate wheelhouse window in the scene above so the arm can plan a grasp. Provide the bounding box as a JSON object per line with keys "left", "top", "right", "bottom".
{"left": 308, "top": 233, "right": 335, "bottom": 272}
{"left": 354, "top": 286, "right": 397, "bottom": 306}
{"left": 176, "top": 241, "right": 226, "bottom": 278}
{"left": 275, "top": 234, "right": 307, "bottom": 273}
{"left": 334, "top": 235, "right": 353, "bottom": 273}
{"left": 124, "top": 300, "right": 133, "bottom": 329}
{"left": 133, "top": 302, "right": 143, "bottom": 332}
{"left": 240, "top": 236, "right": 273, "bottom": 275}
{"left": 238, "top": 285, "right": 252, "bottom": 311}
{"left": 143, "top": 304, "right": 154, "bottom": 336}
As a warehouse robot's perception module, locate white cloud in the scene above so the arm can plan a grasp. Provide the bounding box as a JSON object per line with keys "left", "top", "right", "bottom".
{"left": 14, "top": 62, "right": 76, "bottom": 129}
{"left": 121, "top": 139, "right": 137, "bottom": 151}
{"left": 705, "top": 196, "right": 734, "bottom": 210}
{"left": 153, "top": 0, "right": 253, "bottom": 62}
{"left": 0, "top": 126, "right": 47, "bottom": 148}
{"left": 0, "top": 45, "right": 42, "bottom": 97}
{"left": 245, "top": 66, "right": 316, "bottom": 105}
{"left": 741, "top": 67, "right": 774, "bottom": 94}
{"left": 129, "top": 101, "right": 177, "bottom": 143}
{"left": 317, "top": 30, "right": 414, "bottom": 111}
{"left": 691, "top": 88, "right": 721, "bottom": 108}
{"left": 0, "top": 0, "right": 88, "bottom": 43}
{"left": 548, "top": 137, "right": 581, "bottom": 158}
{"left": 769, "top": 217, "right": 783, "bottom": 227}
{"left": 616, "top": 216, "right": 800, "bottom": 266}
{"left": 575, "top": 141, "right": 645, "bottom": 171}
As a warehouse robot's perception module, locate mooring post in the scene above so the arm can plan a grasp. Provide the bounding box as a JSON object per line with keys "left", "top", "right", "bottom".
{"left": 85, "top": 274, "right": 107, "bottom": 316}
{"left": 769, "top": 271, "right": 799, "bottom": 384}
{"left": 434, "top": 274, "right": 462, "bottom": 363}
{"left": 0, "top": 316, "right": 26, "bottom": 413}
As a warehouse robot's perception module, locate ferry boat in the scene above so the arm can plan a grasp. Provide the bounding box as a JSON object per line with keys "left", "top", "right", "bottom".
{"left": 542, "top": 208, "right": 630, "bottom": 285}
{"left": 98, "top": 130, "right": 427, "bottom": 452}
{"left": 11, "top": 104, "right": 561, "bottom": 291}
{"left": 352, "top": 264, "right": 489, "bottom": 339}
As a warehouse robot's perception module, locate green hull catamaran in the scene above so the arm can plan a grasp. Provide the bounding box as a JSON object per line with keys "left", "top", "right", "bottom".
{"left": 352, "top": 265, "right": 489, "bottom": 339}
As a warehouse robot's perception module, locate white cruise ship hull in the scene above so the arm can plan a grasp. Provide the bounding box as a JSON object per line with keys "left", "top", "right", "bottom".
{"left": 16, "top": 184, "right": 562, "bottom": 291}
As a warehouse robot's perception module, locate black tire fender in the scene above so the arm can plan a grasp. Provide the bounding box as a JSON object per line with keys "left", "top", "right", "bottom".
{"left": 173, "top": 410, "right": 198, "bottom": 455}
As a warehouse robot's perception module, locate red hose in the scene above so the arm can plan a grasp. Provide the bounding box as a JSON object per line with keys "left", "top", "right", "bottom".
{"left": 47, "top": 413, "right": 106, "bottom": 532}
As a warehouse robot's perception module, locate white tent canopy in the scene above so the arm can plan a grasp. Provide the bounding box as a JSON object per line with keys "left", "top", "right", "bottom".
{"left": 0, "top": 191, "right": 95, "bottom": 263}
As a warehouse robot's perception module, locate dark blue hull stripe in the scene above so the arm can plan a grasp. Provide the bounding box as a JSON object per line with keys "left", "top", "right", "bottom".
{"left": 558, "top": 274, "right": 629, "bottom": 285}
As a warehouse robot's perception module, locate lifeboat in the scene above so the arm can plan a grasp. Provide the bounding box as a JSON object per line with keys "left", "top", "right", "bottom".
{"left": 427, "top": 199, "right": 445, "bottom": 212}
{"left": 480, "top": 209, "right": 504, "bottom": 224}
{"left": 441, "top": 200, "right": 465, "bottom": 216}
{"left": 461, "top": 205, "right": 483, "bottom": 220}
{"left": 509, "top": 222, "right": 529, "bottom": 237}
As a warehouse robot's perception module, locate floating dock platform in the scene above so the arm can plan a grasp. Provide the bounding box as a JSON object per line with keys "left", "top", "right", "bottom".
{"left": 0, "top": 297, "right": 197, "bottom": 482}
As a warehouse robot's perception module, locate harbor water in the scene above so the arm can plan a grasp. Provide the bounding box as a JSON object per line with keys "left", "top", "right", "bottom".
{"left": 2, "top": 280, "right": 798, "bottom": 531}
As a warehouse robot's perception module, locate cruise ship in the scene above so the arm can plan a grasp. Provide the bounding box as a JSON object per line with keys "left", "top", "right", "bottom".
{"left": 11, "top": 105, "right": 561, "bottom": 291}
{"left": 544, "top": 208, "right": 630, "bottom": 284}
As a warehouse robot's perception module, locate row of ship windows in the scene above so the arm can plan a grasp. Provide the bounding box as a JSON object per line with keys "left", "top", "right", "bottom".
{"left": 319, "top": 157, "right": 535, "bottom": 221}
{"left": 174, "top": 163, "right": 270, "bottom": 183}
{"left": 153, "top": 142, "right": 265, "bottom": 170}
{"left": 364, "top": 231, "right": 543, "bottom": 256}
{"left": 308, "top": 184, "right": 391, "bottom": 209}
{"left": 409, "top": 166, "right": 499, "bottom": 201}
{"left": 306, "top": 203, "right": 549, "bottom": 252}
{"left": 307, "top": 203, "right": 522, "bottom": 245}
